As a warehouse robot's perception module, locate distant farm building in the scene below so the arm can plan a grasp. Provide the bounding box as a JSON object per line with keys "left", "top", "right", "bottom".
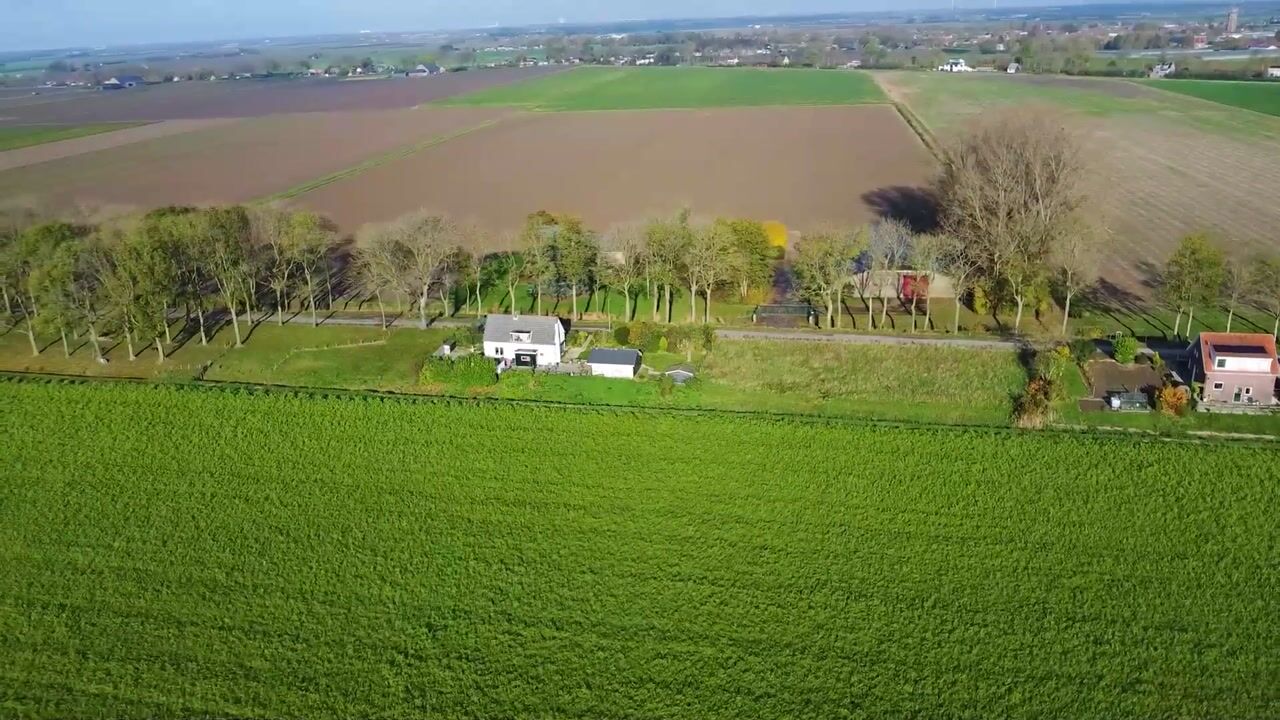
{"left": 1006, "top": 62, "right": 1021, "bottom": 74}
{"left": 408, "top": 63, "right": 444, "bottom": 77}
{"left": 938, "top": 58, "right": 972, "bottom": 72}
{"left": 1149, "top": 62, "right": 1177, "bottom": 78}
{"left": 1267, "top": 66, "right": 1280, "bottom": 78}
{"left": 101, "top": 75, "right": 145, "bottom": 90}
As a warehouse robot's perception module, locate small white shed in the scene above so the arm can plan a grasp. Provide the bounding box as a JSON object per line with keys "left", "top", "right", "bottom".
{"left": 587, "top": 348, "right": 642, "bottom": 379}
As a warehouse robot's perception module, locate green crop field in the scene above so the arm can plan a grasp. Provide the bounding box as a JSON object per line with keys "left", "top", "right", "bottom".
{"left": 1142, "top": 79, "right": 1280, "bottom": 117}
{"left": 2, "top": 380, "right": 1277, "bottom": 718}
{"left": 438, "top": 66, "right": 886, "bottom": 110}
{"left": 0, "top": 123, "right": 141, "bottom": 151}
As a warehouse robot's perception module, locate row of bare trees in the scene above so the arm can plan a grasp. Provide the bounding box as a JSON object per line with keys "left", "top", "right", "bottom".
{"left": 0, "top": 205, "right": 339, "bottom": 362}
{"left": 351, "top": 209, "right": 777, "bottom": 329}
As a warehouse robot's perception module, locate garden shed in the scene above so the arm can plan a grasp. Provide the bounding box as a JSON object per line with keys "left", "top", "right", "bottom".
{"left": 587, "top": 348, "right": 642, "bottom": 379}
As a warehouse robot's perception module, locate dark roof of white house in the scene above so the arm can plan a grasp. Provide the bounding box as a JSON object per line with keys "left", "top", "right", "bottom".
{"left": 587, "top": 348, "right": 641, "bottom": 366}
{"left": 483, "top": 314, "right": 562, "bottom": 346}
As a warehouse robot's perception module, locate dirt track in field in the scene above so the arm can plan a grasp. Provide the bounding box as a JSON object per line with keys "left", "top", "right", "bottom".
{"left": 0, "top": 108, "right": 510, "bottom": 212}
{"left": 0, "top": 67, "right": 562, "bottom": 123}
{"left": 0, "top": 120, "right": 236, "bottom": 172}
{"left": 293, "top": 105, "right": 936, "bottom": 240}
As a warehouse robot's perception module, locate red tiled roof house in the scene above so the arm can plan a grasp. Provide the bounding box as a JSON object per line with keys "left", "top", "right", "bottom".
{"left": 1186, "top": 332, "right": 1280, "bottom": 406}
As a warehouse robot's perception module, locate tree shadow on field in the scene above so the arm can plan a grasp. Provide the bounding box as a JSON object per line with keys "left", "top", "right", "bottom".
{"left": 862, "top": 186, "right": 940, "bottom": 234}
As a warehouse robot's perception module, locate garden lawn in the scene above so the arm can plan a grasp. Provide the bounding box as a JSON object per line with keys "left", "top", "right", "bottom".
{"left": 438, "top": 66, "right": 886, "bottom": 110}
{"left": 1, "top": 380, "right": 1277, "bottom": 719}
{"left": 0, "top": 123, "right": 141, "bottom": 151}
{"left": 1142, "top": 79, "right": 1280, "bottom": 117}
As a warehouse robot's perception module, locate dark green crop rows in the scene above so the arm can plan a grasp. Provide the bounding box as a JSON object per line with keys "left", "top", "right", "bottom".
{"left": 1, "top": 381, "right": 1276, "bottom": 718}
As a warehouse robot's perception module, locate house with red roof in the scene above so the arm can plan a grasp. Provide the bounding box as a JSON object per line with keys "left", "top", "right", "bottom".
{"left": 1185, "top": 332, "right": 1279, "bottom": 407}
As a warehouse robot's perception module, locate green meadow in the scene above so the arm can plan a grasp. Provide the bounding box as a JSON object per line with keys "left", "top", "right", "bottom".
{"left": 1142, "top": 78, "right": 1280, "bottom": 117}
{"left": 438, "top": 66, "right": 886, "bottom": 110}
{"left": 1, "top": 380, "right": 1276, "bottom": 718}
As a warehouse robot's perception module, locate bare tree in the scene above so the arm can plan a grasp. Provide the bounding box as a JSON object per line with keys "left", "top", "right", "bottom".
{"left": 941, "top": 234, "right": 980, "bottom": 335}
{"left": 684, "top": 221, "right": 735, "bottom": 323}
{"left": 794, "top": 228, "right": 859, "bottom": 329}
{"left": 1254, "top": 255, "right": 1280, "bottom": 339}
{"left": 936, "top": 109, "right": 1086, "bottom": 332}
{"left": 250, "top": 207, "right": 296, "bottom": 325}
{"left": 908, "top": 233, "right": 945, "bottom": 333}
{"left": 353, "top": 222, "right": 404, "bottom": 329}
{"left": 390, "top": 211, "right": 461, "bottom": 329}
{"left": 869, "top": 219, "right": 911, "bottom": 329}
{"left": 601, "top": 223, "right": 647, "bottom": 322}
{"left": 1054, "top": 223, "right": 1102, "bottom": 336}
{"left": 1222, "top": 255, "right": 1253, "bottom": 333}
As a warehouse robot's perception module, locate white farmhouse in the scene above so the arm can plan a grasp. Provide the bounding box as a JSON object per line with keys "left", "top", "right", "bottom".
{"left": 587, "top": 348, "right": 642, "bottom": 379}
{"left": 483, "top": 314, "right": 565, "bottom": 369}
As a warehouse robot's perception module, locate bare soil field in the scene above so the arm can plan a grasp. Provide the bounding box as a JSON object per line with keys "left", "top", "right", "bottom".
{"left": 293, "top": 105, "right": 935, "bottom": 239}
{"left": 876, "top": 71, "right": 1280, "bottom": 299}
{"left": 0, "top": 67, "right": 562, "bottom": 123}
{"left": 0, "top": 119, "right": 233, "bottom": 171}
{"left": 0, "top": 108, "right": 509, "bottom": 212}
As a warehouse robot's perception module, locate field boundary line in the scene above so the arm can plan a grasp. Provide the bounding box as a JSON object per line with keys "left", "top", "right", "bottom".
{"left": 256, "top": 118, "right": 508, "bottom": 204}
{"left": 3, "top": 370, "right": 1276, "bottom": 448}
{"left": 890, "top": 100, "right": 942, "bottom": 161}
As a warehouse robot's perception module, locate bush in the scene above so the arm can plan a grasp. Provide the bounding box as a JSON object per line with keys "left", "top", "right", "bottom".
{"left": 1068, "top": 339, "right": 1096, "bottom": 366}
{"left": 1112, "top": 335, "right": 1139, "bottom": 365}
{"left": 658, "top": 373, "right": 675, "bottom": 398}
{"left": 628, "top": 323, "right": 662, "bottom": 353}
{"left": 613, "top": 325, "right": 631, "bottom": 346}
{"left": 1155, "top": 383, "right": 1189, "bottom": 417}
{"left": 658, "top": 336, "right": 669, "bottom": 353}
{"left": 700, "top": 324, "right": 716, "bottom": 352}
{"left": 664, "top": 326, "right": 691, "bottom": 352}
{"left": 1014, "top": 376, "right": 1055, "bottom": 429}
{"left": 420, "top": 354, "right": 497, "bottom": 387}
{"left": 970, "top": 286, "right": 990, "bottom": 316}
{"left": 1034, "top": 345, "right": 1073, "bottom": 401}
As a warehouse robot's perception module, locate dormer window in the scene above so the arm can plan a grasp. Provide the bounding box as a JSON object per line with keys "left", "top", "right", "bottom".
{"left": 510, "top": 331, "right": 531, "bottom": 343}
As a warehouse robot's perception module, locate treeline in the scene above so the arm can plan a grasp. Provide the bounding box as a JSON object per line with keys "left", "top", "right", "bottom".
{"left": 352, "top": 209, "right": 777, "bottom": 328}
{"left": 0, "top": 204, "right": 779, "bottom": 363}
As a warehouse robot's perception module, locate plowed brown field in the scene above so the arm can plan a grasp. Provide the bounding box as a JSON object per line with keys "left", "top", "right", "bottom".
{"left": 293, "top": 105, "right": 935, "bottom": 239}
{"left": 0, "top": 108, "right": 509, "bottom": 212}
{"left": 0, "top": 67, "right": 563, "bottom": 123}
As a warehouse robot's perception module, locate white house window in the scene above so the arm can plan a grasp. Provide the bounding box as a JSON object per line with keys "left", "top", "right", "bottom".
{"left": 510, "top": 331, "right": 532, "bottom": 342}
{"left": 495, "top": 347, "right": 504, "bottom": 357}
{"left": 1213, "top": 382, "right": 1224, "bottom": 390}
{"left": 1245, "top": 387, "right": 1253, "bottom": 396}
{"left": 1215, "top": 358, "right": 1227, "bottom": 369}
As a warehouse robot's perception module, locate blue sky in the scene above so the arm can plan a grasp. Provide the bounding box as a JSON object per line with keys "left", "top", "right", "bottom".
{"left": 8, "top": 0, "right": 1099, "bottom": 51}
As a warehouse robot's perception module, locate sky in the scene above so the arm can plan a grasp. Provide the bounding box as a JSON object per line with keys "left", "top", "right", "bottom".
{"left": 6, "top": 0, "right": 1116, "bottom": 51}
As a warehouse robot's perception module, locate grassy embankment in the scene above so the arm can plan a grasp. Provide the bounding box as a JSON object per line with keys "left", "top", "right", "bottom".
{"left": 0, "top": 123, "right": 143, "bottom": 151}
{"left": 3, "top": 313, "right": 1277, "bottom": 436}
{"left": 1, "top": 380, "right": 1276, "bottom": 718}
{"left": 437, "top": 65, "right": 887, "bottom": 111}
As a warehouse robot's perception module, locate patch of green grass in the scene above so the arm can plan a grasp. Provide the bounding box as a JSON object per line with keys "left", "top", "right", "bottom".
{"left": 0, "top": 123, "right": 143, "bottom": 151}
{"left": 203, "top": 323, "right": 454, "bottom": 390}
{"left": 877, "top": 70, "right": 1280, "bottom": 141}
{"left": 1141, "top": 79, "right": 1280, "bottom": 117}
{"left": 2, "top": 380, "right": 1276, "bottom": 718}
{"left": 438, "top": 66, "right": 886, "bottom": 111}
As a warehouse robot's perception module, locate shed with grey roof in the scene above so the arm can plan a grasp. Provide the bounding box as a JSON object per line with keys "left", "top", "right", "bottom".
{"left": 586, "top": 348, "right": 642, "bottom": 379}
